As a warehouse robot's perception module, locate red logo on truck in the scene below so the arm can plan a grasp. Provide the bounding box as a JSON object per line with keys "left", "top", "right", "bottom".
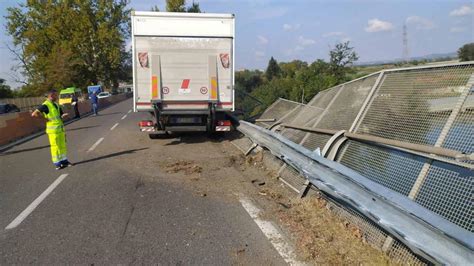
{"left": 220, "top": 54, "right": 230, "bottom": 69}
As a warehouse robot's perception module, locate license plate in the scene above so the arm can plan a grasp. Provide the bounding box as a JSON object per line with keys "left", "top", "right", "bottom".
{"left": 171, "top": 117, "right": 201, "bottom": 124}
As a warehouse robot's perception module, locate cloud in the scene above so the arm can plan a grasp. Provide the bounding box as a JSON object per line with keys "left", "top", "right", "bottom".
{"left": 298, "top": 36, "right": 316, "bottom": 46}
{"left": 255, "top": 51, "right": 265, "bottom": 57}
{"left": 283, "top": 23, "right": 301, "bottom": 31}
{"left": 285, "top": 36, "right": 316, "bottom": 55}
{"left": 406, "top": 16, "right": 435, "bottom": 30}
{"left": 365, "top": 18, "right": 394, "bottom": 32}
{"left": 450, "top": 5, "right": 473, "bottom": 16}
{"left": 257, "top": 35, "right": 268, "bottom": 45}
{"left": 294, "top": 45, "right": 304, "bottom": 51}
{"left": 323, "top": 32, "right": 344, "bottom": 37}
{"left": 450, "top": 27, "right": 467, "bottom": 33}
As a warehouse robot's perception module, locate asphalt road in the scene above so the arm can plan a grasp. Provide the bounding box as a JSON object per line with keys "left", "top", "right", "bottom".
{"left": 0, "top": 99, "right": 287, "bottom": 264}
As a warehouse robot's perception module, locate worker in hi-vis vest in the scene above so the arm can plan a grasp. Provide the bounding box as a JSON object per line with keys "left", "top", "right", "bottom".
{"left": 32, "top": 89, "right": 73, "bottom": 170}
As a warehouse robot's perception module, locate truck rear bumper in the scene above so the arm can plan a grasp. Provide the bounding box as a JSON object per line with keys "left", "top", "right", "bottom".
{"left": 165, "top": 126, "right": 207, "bottom": 132}
{"left": 215, "top": 126, "right": 231, "bottom": 132}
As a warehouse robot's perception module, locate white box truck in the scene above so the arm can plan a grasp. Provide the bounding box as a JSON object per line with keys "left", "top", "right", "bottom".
{"left": 131, "top": 11, "right": 235, "bottom": 134}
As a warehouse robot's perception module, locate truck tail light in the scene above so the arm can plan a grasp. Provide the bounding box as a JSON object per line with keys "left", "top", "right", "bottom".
{"left": 217, "top": 120, "right": 231, "bottom": 126}
{"left": 139, "top": 120, "right": 154, "bottom": 127}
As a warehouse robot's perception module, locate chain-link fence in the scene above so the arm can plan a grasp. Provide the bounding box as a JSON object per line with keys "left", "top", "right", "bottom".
{"left": 233, "top": 62, "right": 474, "bottom": 264}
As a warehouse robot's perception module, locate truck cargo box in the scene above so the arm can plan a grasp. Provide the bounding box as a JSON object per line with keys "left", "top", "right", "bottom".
{"left": 131, "top": 11, "right": 235, "bottom": 133}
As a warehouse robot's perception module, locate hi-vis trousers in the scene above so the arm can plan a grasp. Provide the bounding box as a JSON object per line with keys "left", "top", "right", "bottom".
{"left": 47, "top": 131, "right": 67, "bottom": 164}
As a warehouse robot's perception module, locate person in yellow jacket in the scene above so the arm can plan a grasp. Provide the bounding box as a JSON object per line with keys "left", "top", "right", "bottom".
{"left": 32, "top": 89, "right": 73, "bottom": 170}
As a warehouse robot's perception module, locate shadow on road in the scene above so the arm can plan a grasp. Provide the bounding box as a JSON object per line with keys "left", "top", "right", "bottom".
{"left": 0, "top": 145, "right": 50, "bottom": 156}
{"left": 74, "top": 148, "right": 148, "bottom": 165}
{"left": 164, "top": 131, "right": 240, "bottom": 146}
{"left": 92, "top": 112, "right": 122, "bottom": 117}
{"left": 67, "top": 125, "right": 99, "bottom": 132}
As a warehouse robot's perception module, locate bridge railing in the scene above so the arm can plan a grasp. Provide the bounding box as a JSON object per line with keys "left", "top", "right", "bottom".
{"left": 233, "top": 62, "right": 474, "bottom": 264}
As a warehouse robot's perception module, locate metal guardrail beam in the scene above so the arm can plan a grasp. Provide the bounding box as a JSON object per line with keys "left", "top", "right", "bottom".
{"left": 236, "top": 120, "right": 473, "bottom": 265}
{"left": 280, "top": 123, "right": 474, "bottom": 168}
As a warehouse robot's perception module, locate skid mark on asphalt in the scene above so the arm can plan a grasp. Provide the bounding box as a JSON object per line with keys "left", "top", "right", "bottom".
{"left": 239, "top": 197, "right": 303, "bottom": 266}
{"left": 5, "top": 174, "right": 69, "bottom": 230}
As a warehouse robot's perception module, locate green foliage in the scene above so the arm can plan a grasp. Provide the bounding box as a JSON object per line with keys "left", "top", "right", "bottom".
{"left": 235, "top": 70, "right": 263, "bottom": 93}
{"left": 265, "top": 57, "right": 281, "bottom": 81}
{"left": 166, "top": 0, "right": 186, "bottom": 12}
{"left": 279, "top": 60, "right": 308, "bottom": 78}
{"left": 329, "top": 41, "right": 359, "bottom": 82}
{"left": 0, "top": 78, "right": 15, "bottom": 98}
{"left": 237, "top": 42, "right": 358, "bottom": 117}
{"left": 154, "top": 1, "right": 201, "bottom": 13}
{"left": 458, "top": 43, "right": 474, "bottom": 62}
{"left": 6, "top": 0, "right": 131, "bottom": 96}
{"left": 187, "top": 1, "right": 201, "bottom": 13}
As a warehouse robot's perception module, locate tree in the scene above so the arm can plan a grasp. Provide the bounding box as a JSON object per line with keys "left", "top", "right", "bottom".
{"left": 265, "top": 57, "right": 281, "bottom": 81}
{"left": 166, "top": 0, "right": 186, "bottom": 12}
{"left": 6, "top": 1, "right": 130, "bottom": 95}
{"left": 151, "top": 5, "right": 160, "bottom": 11}
{"left": 0, "top": 78, "right": 15, "bottom": 98}
{"left": 329, "top": 41, "right": 359, "bottom": 81}
{"left": 187, "top": 1, "right": 201, "bottom": 13}
{"left": 235, "top": 70, "right": 263, "bottom": 93}
{"left": 458, "top": 43, "right": 474, "bottom": 62}
{"left": 162, "top": 0, "right": 201, "bottom": 13}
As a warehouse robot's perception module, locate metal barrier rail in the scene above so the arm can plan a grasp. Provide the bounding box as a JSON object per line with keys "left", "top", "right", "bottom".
{"left": 236, "top": 120, "right": 473, "bottom": 265}
{"left": 280, "top": 123, "right": 474, "bottom": 168}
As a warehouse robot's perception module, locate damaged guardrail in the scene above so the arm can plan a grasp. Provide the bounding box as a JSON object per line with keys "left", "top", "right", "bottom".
{"left": 236, "top": 120, "right": 473, "bottom": 265}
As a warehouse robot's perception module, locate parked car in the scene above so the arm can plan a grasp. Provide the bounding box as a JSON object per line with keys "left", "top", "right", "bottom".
{"left": 97, "top": 92, "right": 111, "bottom": 99}
{"left": 0, "top": 103, "right": 20, "bottom": 114}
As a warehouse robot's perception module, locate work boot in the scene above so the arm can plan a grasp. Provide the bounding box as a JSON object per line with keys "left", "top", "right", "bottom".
{"left": 60, "top": 160, "right": 74, "bottom": 167}
{"left": 55, "top": 164, "right": 65, "bottom": 170}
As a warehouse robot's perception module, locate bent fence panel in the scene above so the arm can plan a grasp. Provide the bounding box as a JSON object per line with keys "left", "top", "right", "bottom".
{"left": 247, "top": 62, "right": 474, "bottom": 264}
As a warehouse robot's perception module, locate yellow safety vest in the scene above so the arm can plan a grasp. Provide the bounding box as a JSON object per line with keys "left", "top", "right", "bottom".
{"left": 42, "top": 100, "right": 64, "bottom": 134}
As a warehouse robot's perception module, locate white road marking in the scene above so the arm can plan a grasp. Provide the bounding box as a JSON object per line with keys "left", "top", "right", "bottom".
{"left": 128, "top": 109, "right": 132, "bottom": 114}
{"left": 6, "top": 174, "right": 69, "bottom": 230}
{"left": 239, "top": 197, "right": 302, "bottom": 265}
{"left": 121, "top": 115, "right": 127, "bottom": 120}
{"left": 87, "top": 137, "right": 104, "bottom": 152}
{"left": 110, "top": 123, "right": 119, "bottom": 131}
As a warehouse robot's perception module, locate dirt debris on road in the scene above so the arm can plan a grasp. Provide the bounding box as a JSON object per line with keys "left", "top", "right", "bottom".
{"left": 115, "top": 133, "right": 394, "bottom": 265}
{"left": 165, "top": 160, "right": 203, "bottom": 175}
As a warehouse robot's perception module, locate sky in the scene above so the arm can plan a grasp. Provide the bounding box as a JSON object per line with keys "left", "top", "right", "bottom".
{"left": 0, "top": 0, "right": 473, "bottom": 88}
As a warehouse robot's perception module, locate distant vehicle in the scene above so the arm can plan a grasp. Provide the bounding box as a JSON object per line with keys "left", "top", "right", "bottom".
{"left": 0, "top": 103, "right": 20, "bottom": 114}
{"left": 97, "top": 92, "right": 111, "bottom": 99}
{"left": 59, "top": 87, "right": 82, "bottom": 105}
{"left": 87, "top": 85, "right": 102, "bottom": 96}
{"left": 131, "top": 11, "right": 235, "bottom": 134}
